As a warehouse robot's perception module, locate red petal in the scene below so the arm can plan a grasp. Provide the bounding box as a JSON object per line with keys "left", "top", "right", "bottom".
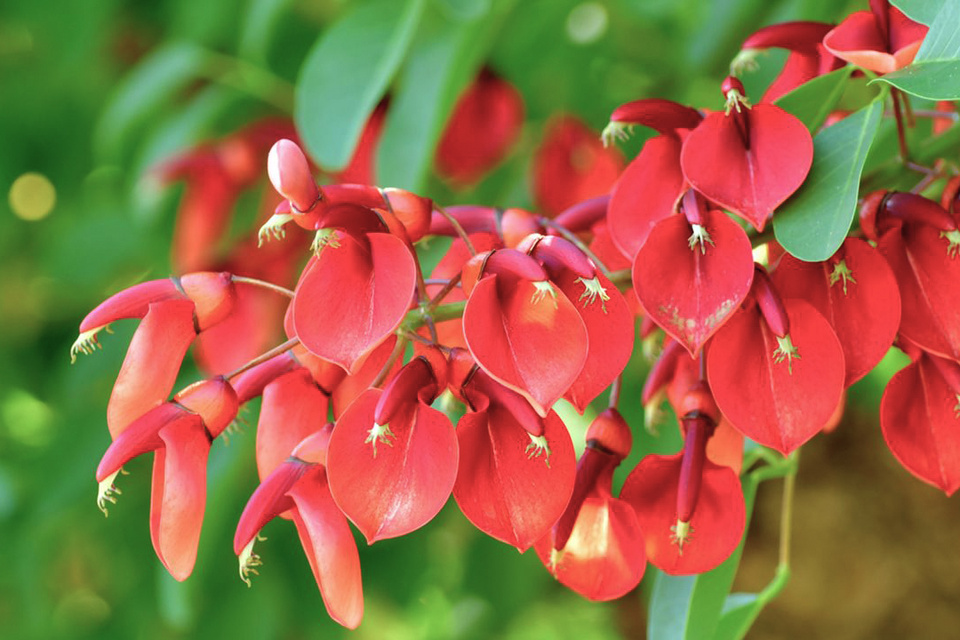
{"left": 620, "top": 452, "right": 744, "bottom": 575}
{"left": 463, "top": 275, "right": 588, "bottom": 415}
{"left": 107, "top": 300, "right": 197, "bottom": 438}
{"left": 453, "top": 406, "right": 575, "bottom": 551}
{"left": 772, "top": 238, "right": 900, "bottom": 385}
{"left": 327, "top": 389, "right": 458, "bottom": 542}
{"left": 257, "top": 369, "right": 329, "bottom": 480}
{"left": 680, "top": 104, "right": 813, "bottom": 231}
{"left": 150, "top": 416, "right": 209, "bottom": 581}
{"left": 293, "top": 232, "right": 416, "bottom": 372}
{"left": 97, "top": 403, "right": 184, "bottom": 481}
{"left": 706, "top": 299, "right": 845, "bottom": 454}
{"left": 608, "top": 135, "right": 686, "bottom": 259}
{"left": 194, "top": 284, "right": 287, "bottom": 375}
{"left": 634, "top": 211, "right": 754, "bottom": 357}
{"left": 881, "top": 355, "right": 960, "bottom": 495}
{"left": 878, "top": 225, "right": 960, "bottom": 361}
{"left": 78, "top": 278, "right": 182, "bottom": 333}
{"left": 289, "top": 466, "right": 364, "bottom": 629}
{"left": 331, "top": 335, "right": 401, "bottom": 417}
{"left": 535, "top": 491, "right": 646, "bottom": 601}
{"left": 823, "top": 10, "right": 926, "bottom": 74}
{"left": 233, "top": 459, "right": 308, "bottom": 553}
{"left": 554, "top": 271, "right": 634, "bottom": 412}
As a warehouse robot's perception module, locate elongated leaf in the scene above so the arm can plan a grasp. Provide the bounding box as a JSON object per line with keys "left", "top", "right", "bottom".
{"left": 376, "top": 0, "right": 516, "bottom": 190}
{"left": 774, "top": 67, "right": 853, "bottom": 133}
{"left": 915, "top": 0, "right": 960, "bottom": 61}
{"left": 773, "top": 96, "right": 883, "bottom": 262}
{"left": 295, "top": 0, "right": 426, "bottom": 170}
{"left": 877, "top": 60, "right": 960, "bottom": 100}
{"left": 647, "top": 476, "right": 759, "bottom": 640}
{"left": 238, "top": 0, "right": 295, "bottom": 62}
{"left": 711, "top": 593, "right": 762, "bottom": 640}
{"left": 95, "top": 43, "right": 210, "bottom": 161}
{"left": 891, "top": 0, "right": 944, "bottom": 26}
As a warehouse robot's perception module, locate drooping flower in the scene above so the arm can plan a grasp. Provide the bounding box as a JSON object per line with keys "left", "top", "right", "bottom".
{"left": 823, "top": 0, "right": 927, "bottom": 75}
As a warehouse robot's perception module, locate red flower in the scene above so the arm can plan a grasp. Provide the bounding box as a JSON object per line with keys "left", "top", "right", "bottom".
{"left": 96, "top": 377, "right": 238, "bottom": 581}
{"left": 823, "top": 0, "right": 927, "bottom": 74}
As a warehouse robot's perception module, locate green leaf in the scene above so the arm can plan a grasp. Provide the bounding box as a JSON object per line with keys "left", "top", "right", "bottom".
{"left": 890, "top": 0, "right": 944, "bottom": 26}
{"left": 95, "top": 42, "right": 210, "bottom": 161}
{"left": 376, "top": 0, "right": 516, "bottom": 190}
{"left": 915, "top": 0, "right": 960, "bottom": 61}
{"left": 775, "top": 67, "right": 854, "bottom": 133}
{"left": 295, "top": 0, "right": 426, "bottom": 170}
{"left": 773, "top": 96, "right": 884, "bottom": 262}
{"left": 238, "top": 0, "right": 295, "bottom": 63}
{"left": 647, "top": 476, "right": 760, "bottom": 640}
{"left": 875, "top": 60, "right": 960, "bottom": 100}
{"left": 711, "top": 593, "right": 762, "bottom": 640}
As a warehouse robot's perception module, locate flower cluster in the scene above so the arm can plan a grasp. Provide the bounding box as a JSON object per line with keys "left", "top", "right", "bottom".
{"left": 74, "top": 2, "right": 960, "bottom": 629}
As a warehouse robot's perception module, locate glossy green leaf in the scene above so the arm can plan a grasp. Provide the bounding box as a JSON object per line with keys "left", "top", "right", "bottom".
{"left": 774, "top": 96, "right": 884, "bottom": 262}
{"left": 295, "top": 0, "right": 426, "bottom": 170}
{"left": 876, "top": 60, "right": 960, "bottom": 100}
{"left": 647, "top": 476, "right": 760, "bottom": 640}
{"left": 711, "top": 593, "right": 762, "bottom": 640}
{"left": 376, "top": 0, "right": 516, "bottom": 190}
{"left": 238, "top": 0, "right": 295, "bottom": 63}
{"left": 915, "top": 0, "right": 960, "bottom": 61}
{"left": 890, "top": 0, "right": 944, "bottom": 26}
{"left": 95, "top": 42, "right": 210, "bottom": 161}
{"left": 775, "top": 67, "right": 854, "bottom": 133}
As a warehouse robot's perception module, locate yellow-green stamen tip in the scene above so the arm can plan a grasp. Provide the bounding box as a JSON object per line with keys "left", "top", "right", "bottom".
{"left": 670, "top": 520, "right": 694, "bottom": 554}
{"left": 525, "top": 434, "right": 552, "bottom": 467}
{"left": 365, "top": 423, "right": 396, "bottom": 458}
{"left": 257, "top": 213, "right": 295, "bottom": 247}
{"left": 601, "top": 121, "right": 633, "bottom": 148}
{"left": 531, "top": 281, "right": 558, "bottom": 308}
{"left": 577, "top": 276, "right": 610, "bottom": 313}
{"left": 828, "top": 259, "right": 857, "bottom": 295}
{"left": 688, "top": 223, "right": 715, "bottom": 255}
{"left": 773, "top": 333, "right": 801, "bottom": 374}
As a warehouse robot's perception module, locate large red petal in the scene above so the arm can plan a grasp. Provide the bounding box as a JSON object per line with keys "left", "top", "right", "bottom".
{"left": 149, "top": 416, "right": 209, "bottom": 581}
{"left": 620, "top": 452, "right": 744, "bottom": 575}
{"left": 634, "top": 211, "right": 754, "bottom": 357}
{"left": 680, "top": 104, "right": 813, "bottom": 231}
{"left": 257, "top": 369, "right": 329, "bottom": 480}
{"left": 554, "top": 271, "right": 634, "bottom": 412}
{"left": 608, "top": 135, "right": 686, "bottom": 259}
{"left": 293, "top": 232, "right": 416, "bottom": 372}
{"left": 453, "top": 406, "right": 575, "bottom": 551}
{"left": 327, "top": 389, "right": 458, "bottom": 543}
{"left": 107, "top": 299, "right": 196, "bottom": 438}
{"left": 289, "top": 466, "right": 364, "bottom": 629}
{"left": 773, "top": 238, "right": 900, "bottom": 385}
{"left": 194, "top": 283, "right": 286, "bottom": 375}
{"left": 706, "top": 299, "right": 845, "bottom": 454}
{"left": 881, "top": 356, "right": 960, "bottom": 495}
{"left": 878, "top": 225, "right": 960, "bottom": 361}
{"left": 463, "top": 275, "right": 588, "bottom": 415}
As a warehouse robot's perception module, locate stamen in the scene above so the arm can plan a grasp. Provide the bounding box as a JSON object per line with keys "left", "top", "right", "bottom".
{"left": 97, "top": 468, "right": 123, "bottom": 517}
{"left": 310, "top": 228, "right": 341, "bottom": 257}
{"left": 577, "top": 276, "right": 610, "bottom": 313}
{"left": 525, "top": 434, "right": 552, "bottom": 467}
{"left": 940, "top": 229, "right": 960, "bottom": 258}
{"left": 530, "top": 281, "right": 558, "bottom": 308}
{"left": 601, "top": 121, "right": 633, "bottom": 148}
{"left": 238, "top": 534, "right": 267, "bottom": 587}
{"left": 670, "top": 519, "right": 694, "bottom": 554}
{"left": 828, "top": 259, "right": 857, "bottom": 295}
{"left": 772, "top": 334, "right": 801, "bottom": 374}
{"left": 365, "top": 423, "right": 396, "bottom": 458}
{"left": 687, "top": 223, "right": 715, "bottom": 255}
{"left": 257, "top": 213, "right": 295, "bottom": 247}
{"left": 70, "top": 326, "right": 108, "bottom": 363}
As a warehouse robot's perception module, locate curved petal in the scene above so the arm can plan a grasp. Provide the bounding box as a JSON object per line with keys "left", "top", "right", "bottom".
{"left": 463, "top": 275, "right": 588, "bottom": 415}
{"left": 608, "top": 135, "right": 686, "bottom": 259}
{"left": 293, "top": 232, "right": 416, "bottom": 373}
{"left": 453, "top": 406, "right": 575, "bottom": 551}
{"left": 680, "top": 104, "right": 813, "bottom": 231}
{"left": 150, "top": 416, "right": 209, "bottom": 581}
{"left": 881, "top": 355, "right": 960, "bottom": 495}
{"left": 327, "top": 389, "right": 458, "bottom": 543}
{"left": 620, "top": 452, "right": 745, "bottom": 575}
{"left": 706, "top": 299, "right": 845, "bottom": 455}
{"left": 257, "top": 369, "right": 329, "bottom": 480}
{"left": 289, "top": 466, "right": 364, "bottom": 629}
{"left": 107, "top": 299, "right": 197, "bottom": 438}
{"left": 634, "top": 211, "right": 754, "bottom": 357}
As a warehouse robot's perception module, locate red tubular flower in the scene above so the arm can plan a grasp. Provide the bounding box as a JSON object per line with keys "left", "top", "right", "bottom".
{"left": 326, "top": 350, "right": 457, "bottom": 543}
{"left": 620, "top": 413, "right": 745, "bottom": 575}
{"left": 881, "top": 348, "right": 960, "bottom": 495}
{"left": 534, "top": 409, "right": 646, "bottom": 600}
{"left": 451, "top": 359, "right": 576, "bottom": 551}
{"left": 436, "top": 68, "right": 524, "bottom": 186}
{"left": 823, "top": 0, "right": 927, "bottom": 74}
{"left": 680, "top": 78, "right": 813, "bottom": 231}
{"left": 772, "top": 238, "right": 901, "bottom": 386}
{"left": 234, "top": 426, "right": 363, "bottom": 629}
{"left": 256, "top": 368, "right": 330, "bottom": 480}
{"left": 461, "top": 248, "right": 588, "bottom": 416}
{"left": 518, "top": 234, "right": 634, "bottom": 411}
{"left": 875, "top": 193, "right": 960, "bottom": 361}
{"left": 606, "top": 99, "right": 701, "bottom": 259}
{"left": 706, "top": 267, "right": 845, "bottom": 454}
{"left": 96, "top": 377, "right": 238, "bottom": 581}
{"left": 633, "top": 191, "right": 755, "bottom": 357}
{"left": 72, "top": 272, "right": 237, "bottom": 438}
{"left": 533, "top": 116, "right": 623, "bottom": 216}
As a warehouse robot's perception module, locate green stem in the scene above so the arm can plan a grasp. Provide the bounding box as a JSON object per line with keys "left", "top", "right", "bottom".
{"left": 225, "top": 337, "right": 299, "bottom": 381}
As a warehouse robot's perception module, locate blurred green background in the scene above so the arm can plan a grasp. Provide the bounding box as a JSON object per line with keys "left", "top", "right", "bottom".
{"left": 2, "top": 0, "right": 958, "bottom": 638}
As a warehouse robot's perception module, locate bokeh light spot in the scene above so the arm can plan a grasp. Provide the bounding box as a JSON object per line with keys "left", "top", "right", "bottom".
{"left": 566, "top": 3, "right": 608, "bottom": 45}
{"left": 9, "top": 172, "right": 56, "bottom": 221}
